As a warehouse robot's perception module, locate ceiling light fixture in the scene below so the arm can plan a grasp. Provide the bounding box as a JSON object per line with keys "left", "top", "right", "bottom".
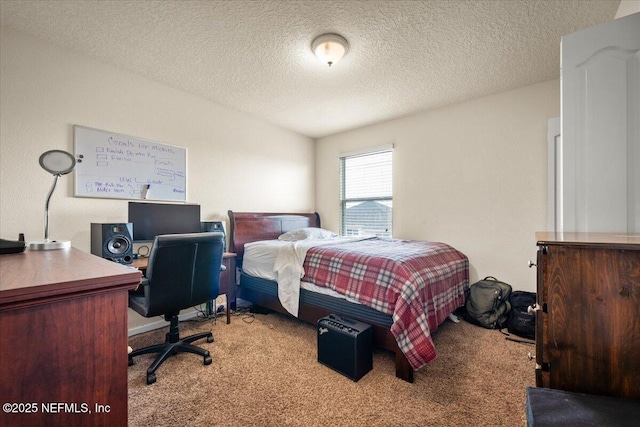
{"left": 312, "top": 33, "right": 349, "bottom": 67}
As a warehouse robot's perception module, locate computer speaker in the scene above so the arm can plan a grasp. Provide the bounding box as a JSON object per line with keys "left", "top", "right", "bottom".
{"left": 91, "top": 223, "right": 134, "bottom": 264}
{"left": 201, "top": 221, "right": 225, "bottom": 252}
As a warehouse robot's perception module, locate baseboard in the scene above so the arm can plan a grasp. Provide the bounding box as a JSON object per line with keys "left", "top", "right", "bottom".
{"left": 128, "top": 296, "right": 244, "bottom": 337}
{"left": 127, "top": 309, "right": 200, "bottom": 337}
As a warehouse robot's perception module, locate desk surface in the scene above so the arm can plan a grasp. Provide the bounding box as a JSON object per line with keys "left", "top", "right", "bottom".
{"left": 0, "top": 247, "right": 141, "bottom": 308}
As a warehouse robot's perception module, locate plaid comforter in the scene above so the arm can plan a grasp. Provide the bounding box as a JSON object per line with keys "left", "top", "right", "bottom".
{"left": 303, "top": 238, "right": 469, "bottom": 370}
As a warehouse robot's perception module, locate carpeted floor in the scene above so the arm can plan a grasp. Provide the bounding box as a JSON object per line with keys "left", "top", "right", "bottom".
{"left": 128, "top": 310, "right": 534, "bottom": 426}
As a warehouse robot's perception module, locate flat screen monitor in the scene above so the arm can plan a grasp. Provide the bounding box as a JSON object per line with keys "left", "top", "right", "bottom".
{"left": 128, "top": 202, "right": 201, "bottom": 242}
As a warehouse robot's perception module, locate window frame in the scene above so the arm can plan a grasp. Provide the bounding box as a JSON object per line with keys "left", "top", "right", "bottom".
{"left": 339, "top": 146, "right": 393, "bottom": 237}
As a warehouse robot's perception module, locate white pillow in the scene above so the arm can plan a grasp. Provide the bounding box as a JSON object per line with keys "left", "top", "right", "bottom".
{"left": 278, "top": 227, "right": 337, "bottom": 241}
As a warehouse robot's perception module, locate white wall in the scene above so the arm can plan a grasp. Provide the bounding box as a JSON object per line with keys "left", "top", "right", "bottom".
{"left": 0, "top": 26, "right": 315, "bottom": 331}
{"left": 316, "top": 80, "right": 559, "bottom": 292}
{"left": 615, "top": 0, "right": 640, "bottom": 18}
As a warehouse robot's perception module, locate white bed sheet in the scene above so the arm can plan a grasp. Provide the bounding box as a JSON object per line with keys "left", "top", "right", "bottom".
{"left": 242, "top": 239, "right": 360, "bottom": 308}
{"left": 242, "top": 240, "right": 286, "bottom": 281}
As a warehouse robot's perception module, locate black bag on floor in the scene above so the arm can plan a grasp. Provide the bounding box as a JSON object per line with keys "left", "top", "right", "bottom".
{"left": 464, "top": 276, "right": 512, "bottom": 329}
{"left": 506, "top": 291, "right": 536, "bottom": 340}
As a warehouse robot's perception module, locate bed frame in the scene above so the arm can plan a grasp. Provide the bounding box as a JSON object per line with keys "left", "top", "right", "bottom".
{"left": 228, "top": 210, "right": 415, "bottom": 382}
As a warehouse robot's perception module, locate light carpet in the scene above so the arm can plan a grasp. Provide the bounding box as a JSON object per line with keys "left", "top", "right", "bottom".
{"left": 128, "top": 310, "right": 534, "bottom": 426}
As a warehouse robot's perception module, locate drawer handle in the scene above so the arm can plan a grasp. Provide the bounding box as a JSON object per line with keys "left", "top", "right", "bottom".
{"left": 528, "top": 303, "right": 541, "bottom": 313}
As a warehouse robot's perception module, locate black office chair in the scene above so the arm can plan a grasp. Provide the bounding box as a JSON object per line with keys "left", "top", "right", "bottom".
{"left": 128, "top": 232, "right": 224, "bottom": 385}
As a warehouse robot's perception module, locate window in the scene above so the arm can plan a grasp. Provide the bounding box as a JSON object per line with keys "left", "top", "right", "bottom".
{"left": 340, "top": 148, "right": 393, "bottom": 237}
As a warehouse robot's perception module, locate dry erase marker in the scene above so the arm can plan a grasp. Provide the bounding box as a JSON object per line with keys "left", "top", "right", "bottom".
{"left": 142, "top": 184, "right": 150, "bottom": 199}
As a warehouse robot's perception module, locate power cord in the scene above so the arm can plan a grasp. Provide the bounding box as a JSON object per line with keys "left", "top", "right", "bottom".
{"left": 499, "top": 328, "right": 535, "bottom": 345}
{"left": 230, "top": 305, "right": 255, "bottom": 323}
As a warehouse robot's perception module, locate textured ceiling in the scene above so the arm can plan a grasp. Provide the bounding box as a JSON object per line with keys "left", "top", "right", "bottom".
{"left": 0, "top": 0, "right": 620, "bottom": 138}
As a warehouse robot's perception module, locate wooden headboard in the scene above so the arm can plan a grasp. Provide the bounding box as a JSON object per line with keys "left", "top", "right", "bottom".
{"left": 227, "top": 211, "right": 321, "bottom": 265}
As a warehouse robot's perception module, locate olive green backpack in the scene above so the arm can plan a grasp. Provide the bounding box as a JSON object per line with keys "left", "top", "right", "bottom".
{"left": 464, "top": 276, "right": 512, "bottom": 329}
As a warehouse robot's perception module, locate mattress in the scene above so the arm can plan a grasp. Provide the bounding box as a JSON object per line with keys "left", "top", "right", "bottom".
{"left": 239, "top": 273, "right": 394, "bottom": 328}
{"left": 243, "top": 240, "right": 360, "bottom": 304}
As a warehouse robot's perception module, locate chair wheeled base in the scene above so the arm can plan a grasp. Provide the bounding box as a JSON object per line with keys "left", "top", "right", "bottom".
{"left": 129, "top": 314, "right": 214, "bottom": 385}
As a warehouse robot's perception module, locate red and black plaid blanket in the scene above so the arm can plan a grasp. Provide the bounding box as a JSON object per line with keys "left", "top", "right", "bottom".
{"left": 303, "top": 237, "right": 469, "bottom": 369}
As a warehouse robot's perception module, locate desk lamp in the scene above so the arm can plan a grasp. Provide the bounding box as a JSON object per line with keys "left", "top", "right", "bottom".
{"left": 28, "top": 150, "right": 76, "bottom": 250}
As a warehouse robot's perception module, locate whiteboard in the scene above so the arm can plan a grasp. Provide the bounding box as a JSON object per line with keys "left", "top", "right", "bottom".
{"left": 73, "top": 125, "right": 187, "bottom": 201}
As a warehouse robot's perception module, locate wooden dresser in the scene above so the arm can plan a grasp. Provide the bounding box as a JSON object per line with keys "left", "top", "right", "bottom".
{"left": 535, "top": 232, "right": 640, "bottom": 399}
{"left": 0, "top": 248, "right": 141, "bottom": 427}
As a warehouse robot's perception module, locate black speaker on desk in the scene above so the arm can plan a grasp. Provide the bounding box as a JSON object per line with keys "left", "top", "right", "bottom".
{"left": 91, "top": 223, "right": 134, "bottom": 264}
{"left": 317, "top": 314, "right": 373, "bottom": 381}
{"left": 201, "top": 221, "right": 225, "bottom": 252}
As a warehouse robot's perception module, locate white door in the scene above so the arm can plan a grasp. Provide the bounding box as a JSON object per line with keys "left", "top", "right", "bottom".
{"left": 561, "top": 12, "right": 640, "bottom": 233}
{"left": 548, "top": 117, "right": 561, "bottom": 231}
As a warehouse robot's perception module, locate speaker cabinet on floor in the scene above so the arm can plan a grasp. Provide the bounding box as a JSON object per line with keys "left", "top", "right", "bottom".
{"left": 91, "top": 223, "right": 134, "bottom": 264}
{"left": 317, "top": 314, "right": 373, "bottom": 381}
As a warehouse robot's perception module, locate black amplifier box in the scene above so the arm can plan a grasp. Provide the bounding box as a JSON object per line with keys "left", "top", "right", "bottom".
{"left": 317, "top": 314, "right": 373, "bottom": 381}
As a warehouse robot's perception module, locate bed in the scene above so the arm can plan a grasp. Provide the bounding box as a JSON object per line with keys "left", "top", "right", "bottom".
{"left": 228, "top": 211, "right": 469, "bottom": 382}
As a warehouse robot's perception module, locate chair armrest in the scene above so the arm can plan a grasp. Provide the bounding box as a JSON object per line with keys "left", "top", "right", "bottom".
{"left": 130, "top": 277, "right": 149, "bottom": 295}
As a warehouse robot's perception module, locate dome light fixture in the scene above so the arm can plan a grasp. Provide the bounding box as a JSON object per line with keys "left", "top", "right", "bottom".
{"left": 312, "top": 33, "right": 349, "bottom": 67}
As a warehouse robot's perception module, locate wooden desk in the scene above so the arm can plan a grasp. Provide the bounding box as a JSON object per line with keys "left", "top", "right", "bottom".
{"left": 0, "top": 247, "right": 141, "bottom": 427}
{"left": 131, "top": 252, "right": 237, "bottom": 324}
